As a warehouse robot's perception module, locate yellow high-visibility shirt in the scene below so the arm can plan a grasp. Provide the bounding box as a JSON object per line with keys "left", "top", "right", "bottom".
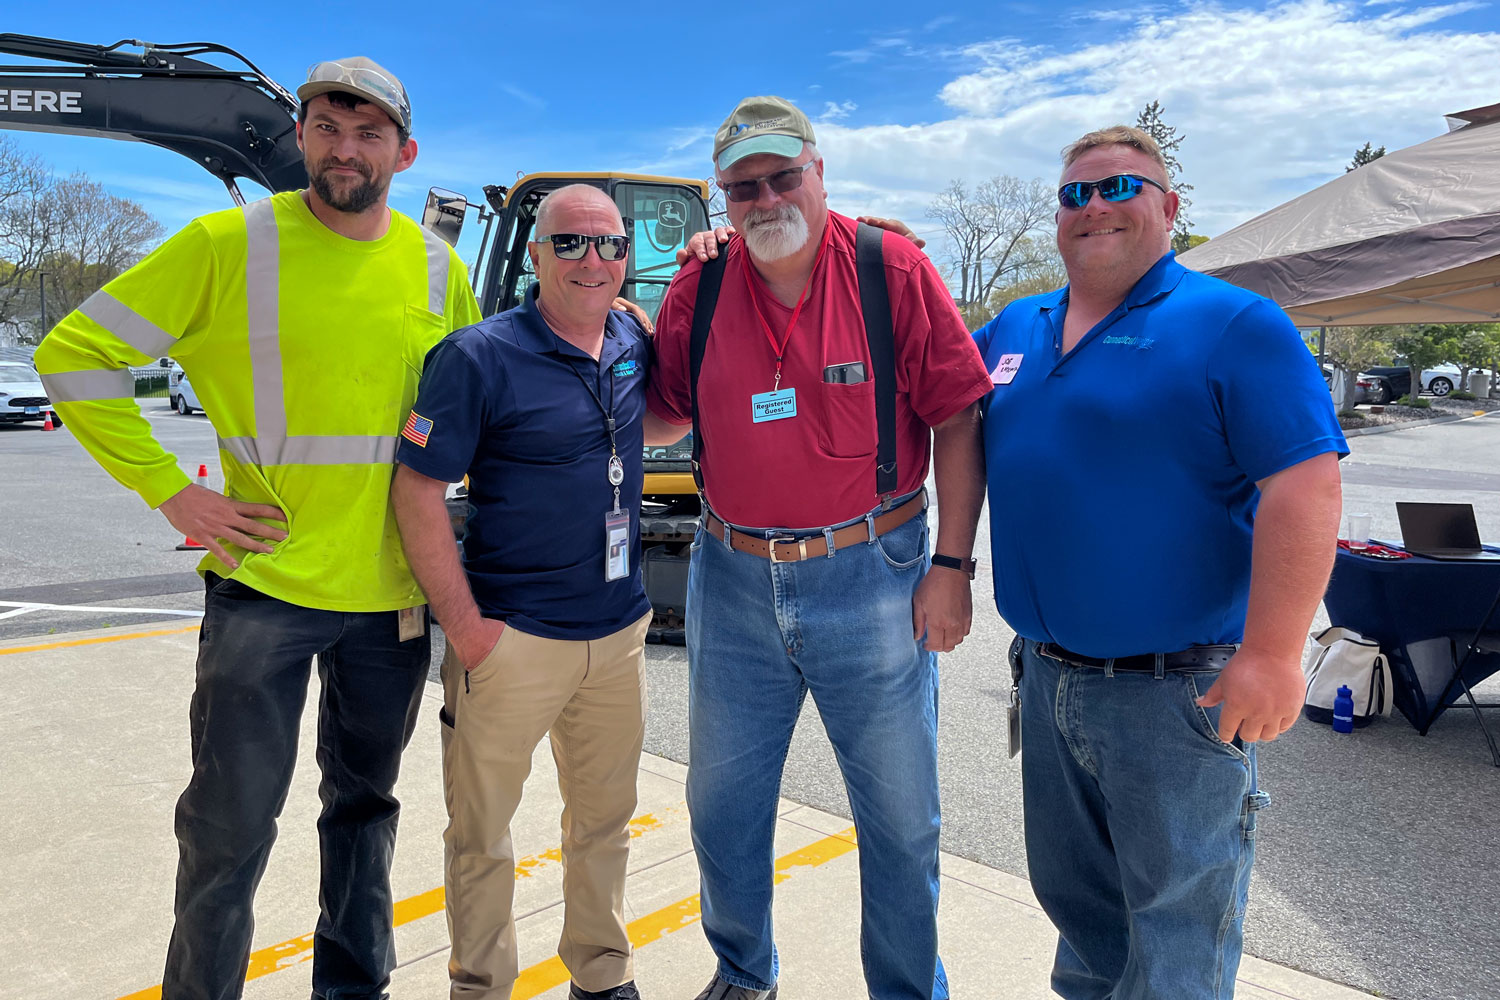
{"left": 35, "top": 191, "right": 483, "bottom": 612}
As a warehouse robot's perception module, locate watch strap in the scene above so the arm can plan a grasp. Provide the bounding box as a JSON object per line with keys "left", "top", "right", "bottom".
{"left": 931, "top": 553, "right": 977, "bottom": 580}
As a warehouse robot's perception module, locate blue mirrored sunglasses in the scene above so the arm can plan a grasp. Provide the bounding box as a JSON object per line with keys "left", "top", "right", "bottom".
{"left": 1058, "top": 173, "right": 1168, "bottom": 210}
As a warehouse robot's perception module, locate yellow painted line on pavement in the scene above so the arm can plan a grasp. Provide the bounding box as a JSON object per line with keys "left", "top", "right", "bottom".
{"left": 112, "top": 811, "right": 672, "bottom": 1000}
{"left": 0, "top": 623, "right": 200, "bottom": 656}
{"left": 512, "top": 827, "right": 858, "bottom": 999}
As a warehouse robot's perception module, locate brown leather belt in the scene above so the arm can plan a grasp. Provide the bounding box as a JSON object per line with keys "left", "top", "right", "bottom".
{"left": 704, "top": 490, "right": 926, "bottom": 563}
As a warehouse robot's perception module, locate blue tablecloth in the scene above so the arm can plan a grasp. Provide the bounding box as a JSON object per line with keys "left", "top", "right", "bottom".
{"left": 1323, "top": 543, "right": 1500, "bottom": 730}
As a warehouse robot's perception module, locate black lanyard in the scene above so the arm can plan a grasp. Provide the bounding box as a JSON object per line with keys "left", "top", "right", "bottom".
{"left": 569, "top": 354, "right": 625, "bottom": 509}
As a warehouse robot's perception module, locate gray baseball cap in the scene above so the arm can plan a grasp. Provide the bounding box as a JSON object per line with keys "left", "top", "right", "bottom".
{"left": 714, "top": 96, "right": 816, "bottom": 171}
{"left": 298, "top": 57, "right": 411, "bottom": 131}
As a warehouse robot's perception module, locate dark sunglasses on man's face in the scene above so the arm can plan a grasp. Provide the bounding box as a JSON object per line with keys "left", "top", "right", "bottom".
{"left": 534, "top": 233, "right": 632, "bottom": 261}
{"left": 1057, "top": 173, "right": 1168, "bottom": 210}
{"left": 717, "top": 160, "right": 816, "bottom": 203}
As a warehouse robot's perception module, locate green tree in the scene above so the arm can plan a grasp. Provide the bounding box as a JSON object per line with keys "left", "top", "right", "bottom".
{"left": 1442, "top": 324, "right": 1500, "bottom": 393}
{"left": 1390, "top": 325, "right": 1450, "bottom": 402}
{"left": 1324, "top": 325, "right": 1391, "bottom": 409}
{"left": 1135, "top": 101, "right": 1194, "bottom": 252}
{"left": 1346, "top": 142, "right": 1387, "bottom": 172}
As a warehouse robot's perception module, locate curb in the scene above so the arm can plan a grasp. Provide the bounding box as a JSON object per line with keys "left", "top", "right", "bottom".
{"left": 1340, "top": 408, "right": 1499, "bottom": 438}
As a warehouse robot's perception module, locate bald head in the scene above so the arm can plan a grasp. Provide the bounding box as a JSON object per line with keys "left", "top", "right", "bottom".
{"left": 535, "top": 184, "right": 622, "bottom": 238}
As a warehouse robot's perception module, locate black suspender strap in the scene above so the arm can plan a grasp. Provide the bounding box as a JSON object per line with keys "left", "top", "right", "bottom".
{"left": 855, "top": 222, "right": 897, "bottom": 501}
{"left": 688, "top": 251, "right": 727, "bottom": 493}
{"left": 687, "top": 224, "right": 895, "bottom": 501}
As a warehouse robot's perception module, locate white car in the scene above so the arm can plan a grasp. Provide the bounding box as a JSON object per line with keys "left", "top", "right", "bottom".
{"left": 0, "top": 361, "right": 59, "bottom": 426}
{"left": 1421, "top": 364, "right": 1462, "bottom": 397}
{"left": 169, "top": 368, "right": 204, "bottom": 415}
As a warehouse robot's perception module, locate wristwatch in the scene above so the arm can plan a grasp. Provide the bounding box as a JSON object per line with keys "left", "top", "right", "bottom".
{"left": 930, "top": 554, "right": 977, "bottom": 580}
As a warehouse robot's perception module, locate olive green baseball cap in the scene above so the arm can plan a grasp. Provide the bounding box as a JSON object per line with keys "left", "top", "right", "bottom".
{"left": 714, "top": 96, "right": 816, "bottom": 171}
{"left": 298, "top": 56, "right": 412, "bottom": 131}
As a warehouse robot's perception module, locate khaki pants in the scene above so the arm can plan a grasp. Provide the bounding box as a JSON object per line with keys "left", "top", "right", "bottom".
{"left": 440, "top": 612, "right": 650, "bottom": 999}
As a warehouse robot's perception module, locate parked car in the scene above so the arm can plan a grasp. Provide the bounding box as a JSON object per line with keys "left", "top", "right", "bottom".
{"left": 1322, "top": 365, "right": 1377, "bottom": 405}
{"left": 172, "top": 370, "right": 203, "bottom": 415}
{"left": 0, "top": 361, "right": 59, "bottom": 426}
{"left": 1360, "top": 363, "right": 1482, "bottom": 401}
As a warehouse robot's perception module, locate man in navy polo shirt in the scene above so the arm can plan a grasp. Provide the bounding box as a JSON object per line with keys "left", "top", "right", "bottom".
{"left": 391, "top": 185, "right": 654, "bottom": 1000}
{"left": 973, "top": 126, "right": 1346, "bottom": 999}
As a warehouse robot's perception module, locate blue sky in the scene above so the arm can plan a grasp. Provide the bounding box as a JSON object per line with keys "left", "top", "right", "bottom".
{"left": 5, "top": 0, "right": 1497, "bottom": 278}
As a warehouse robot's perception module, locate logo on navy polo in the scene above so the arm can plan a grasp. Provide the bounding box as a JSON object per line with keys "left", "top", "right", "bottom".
{"left": 611, "top": 359, "right": 640, "bottom": 378}
{"left": 1102, "top": 335, "right": 1156, "bottom": 350}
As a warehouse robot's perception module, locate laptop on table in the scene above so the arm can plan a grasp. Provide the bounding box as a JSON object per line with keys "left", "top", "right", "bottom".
{"left": 1396, "top": 502, "right": 1500, "bottom": 561}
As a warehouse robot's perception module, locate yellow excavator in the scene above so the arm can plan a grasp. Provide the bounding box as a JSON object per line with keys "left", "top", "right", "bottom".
{"left": 0, "top": 33, "right": 705, "bottom": 642}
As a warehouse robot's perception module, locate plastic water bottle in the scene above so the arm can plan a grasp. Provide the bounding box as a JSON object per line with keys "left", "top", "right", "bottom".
{"left": 1332, "top": 685, "right": 1355, "bottom": 733}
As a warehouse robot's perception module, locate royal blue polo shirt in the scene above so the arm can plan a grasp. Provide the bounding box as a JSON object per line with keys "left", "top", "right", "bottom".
{"left": 974, "top": 252, "right": 1347, "bottom": 658}
{"left": 396, "top": 285, "right": 652, "bottom": 640}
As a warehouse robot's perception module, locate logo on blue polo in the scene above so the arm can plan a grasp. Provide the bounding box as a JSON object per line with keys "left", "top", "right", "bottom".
{"left": 1103, "top": 335, "right": 1156, "bottom": 351}
{"left": 612, "top": 358, "right": 640, "bottom": 378}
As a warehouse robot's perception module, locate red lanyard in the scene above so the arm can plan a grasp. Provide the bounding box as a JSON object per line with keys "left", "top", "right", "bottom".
{"left": 742, "top": 220, "right": 832, "bottom": 391}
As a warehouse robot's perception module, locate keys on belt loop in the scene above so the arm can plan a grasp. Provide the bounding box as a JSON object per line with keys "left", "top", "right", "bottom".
{"left": 1104, "top": 658, "right": 1115, "bottom": 678}
{"left": 822, "top": 525, "right": 837, "bottom": 558}
{"left": 1154, "top": 652, "right": 1165, "bottom": 679}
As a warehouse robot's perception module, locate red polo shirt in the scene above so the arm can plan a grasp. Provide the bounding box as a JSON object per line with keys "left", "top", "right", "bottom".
{"left": 647, "top": 212, "right": 992, "bottom": 529}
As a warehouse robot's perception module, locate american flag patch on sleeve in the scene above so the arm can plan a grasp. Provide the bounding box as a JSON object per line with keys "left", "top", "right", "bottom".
{"left": 402, "top": 411, "right": 434, "bottom": 447}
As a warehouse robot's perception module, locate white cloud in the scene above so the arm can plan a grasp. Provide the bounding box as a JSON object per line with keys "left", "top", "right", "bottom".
{"left": 818, "top": 101, "right": 859, "bottom": 122}
{"left": 809, "top": 0, "right": 1500, "bottom": 242}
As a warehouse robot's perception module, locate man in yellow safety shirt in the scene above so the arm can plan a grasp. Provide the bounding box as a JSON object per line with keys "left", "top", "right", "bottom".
{"left": 34, "top": 58, "right": 480, "bottom": 1000}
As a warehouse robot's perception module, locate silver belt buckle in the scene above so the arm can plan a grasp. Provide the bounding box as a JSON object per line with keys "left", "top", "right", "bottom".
{"left": 768, "top": 534, "right": 808, "bottom": 563}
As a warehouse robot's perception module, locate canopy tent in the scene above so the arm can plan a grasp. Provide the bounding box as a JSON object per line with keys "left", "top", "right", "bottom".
{"left": 1178, "top": 103, "right": 1500, "bottom": 326}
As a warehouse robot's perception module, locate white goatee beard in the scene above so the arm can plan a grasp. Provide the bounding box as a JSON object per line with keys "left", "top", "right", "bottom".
{"left": 740, "top": 203, "right": 810, "bottom": 262}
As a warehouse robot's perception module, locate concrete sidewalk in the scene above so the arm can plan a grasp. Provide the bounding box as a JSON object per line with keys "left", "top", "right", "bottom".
{"left": 0, "top": 625, "right": 1373, "bottom": 1000}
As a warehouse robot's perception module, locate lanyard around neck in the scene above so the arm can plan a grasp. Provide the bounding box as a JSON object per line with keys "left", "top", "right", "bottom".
{"left": 742, "top": 219, "right": 832, "bottom": 392}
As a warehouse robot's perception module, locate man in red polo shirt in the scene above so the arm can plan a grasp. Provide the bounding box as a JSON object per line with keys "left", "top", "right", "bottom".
{"left": 643, "top": 96, "right": 992, "bottom": 1000}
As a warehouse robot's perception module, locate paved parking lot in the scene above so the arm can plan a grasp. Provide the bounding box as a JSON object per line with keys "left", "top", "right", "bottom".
{"left": 3, "top": 403, "right": 1498, "bottom": 999}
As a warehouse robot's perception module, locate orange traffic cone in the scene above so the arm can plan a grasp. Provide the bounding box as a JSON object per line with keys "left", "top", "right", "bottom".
{"left": 41, "top": 410, "right": 56, "bottom": 431}
{"left": 176, "top": 463, "right": 211, "bottom": 551}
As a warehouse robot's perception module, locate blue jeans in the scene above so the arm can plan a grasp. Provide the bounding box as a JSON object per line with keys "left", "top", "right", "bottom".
{"left": 1018, "top": 641, "right": 1270, "bottom": 1000}
{"left": 685, "top": 501, "right": 948, "bottom": 1000}
{"left": 162, "top": 575, "right": 430, "bottom": 1000}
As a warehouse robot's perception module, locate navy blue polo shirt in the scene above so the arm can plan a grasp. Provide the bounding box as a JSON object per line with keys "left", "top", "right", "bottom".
{"left": 396, "top": 285, "right": 652, "bottom": 640}
{"left": 974, "top": 252, "right": 1347, "bottom": 658}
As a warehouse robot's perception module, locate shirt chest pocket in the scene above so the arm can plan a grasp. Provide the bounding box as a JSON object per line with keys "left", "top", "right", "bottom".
{"left": 817, "top": 380, "right": 877, "bottom": 459}
{"left": 404, "top": 304, "right": 449, "bottom": 375}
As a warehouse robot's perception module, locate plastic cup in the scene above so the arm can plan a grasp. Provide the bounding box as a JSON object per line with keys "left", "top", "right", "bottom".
{"left": 1347, "top": 512, "right": 1372, "bottom": 551}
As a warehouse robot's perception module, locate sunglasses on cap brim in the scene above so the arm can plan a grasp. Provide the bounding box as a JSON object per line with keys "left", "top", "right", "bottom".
{"left": 532, "top": 233, "right": 632, "bottom": 261}
{"left": 1057, "top": 173, "right": 1168, "bottom": 210}
{"left": 305, "top": 61, "right": 411, "bottom": 129}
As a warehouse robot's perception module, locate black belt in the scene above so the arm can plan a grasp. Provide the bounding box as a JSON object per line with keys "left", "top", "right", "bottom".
{"left": 1036, "top": 641, "right": 1238, "bottom": 672}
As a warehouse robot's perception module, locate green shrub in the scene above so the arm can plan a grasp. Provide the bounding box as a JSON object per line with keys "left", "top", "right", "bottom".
{"left": 1450, "top": 390, "right": 1476, "bottom": 400}
{"left": 1395, "top": 395, "right": 1431, "bottom": 408}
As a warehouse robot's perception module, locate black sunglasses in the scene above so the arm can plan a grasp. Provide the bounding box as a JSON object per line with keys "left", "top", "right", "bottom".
{"left": 717, "top": 161, "right": 816, "bottom": 203}
{"left": 1057, "top": 173, "right": 1168, "bottom": 210}
{"left": 532, "top": 233, "right": 632, "bottom": 261}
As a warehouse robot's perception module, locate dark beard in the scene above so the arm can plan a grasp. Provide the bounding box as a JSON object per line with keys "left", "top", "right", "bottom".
{"left": 309, "top": 158, "right": 385, "bottom": 213}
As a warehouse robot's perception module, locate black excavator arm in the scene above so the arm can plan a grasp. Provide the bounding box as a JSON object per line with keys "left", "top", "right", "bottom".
{"left": 0, "top": 33, "right": 306, "bottom": 202}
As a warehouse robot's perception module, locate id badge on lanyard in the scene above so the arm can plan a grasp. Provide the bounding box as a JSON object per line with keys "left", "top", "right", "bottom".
{"left": 604, "top": 455, "right": 630, "bottom": 582}
{"left": 569, "top": 357, "right": 633, "bottom": 582}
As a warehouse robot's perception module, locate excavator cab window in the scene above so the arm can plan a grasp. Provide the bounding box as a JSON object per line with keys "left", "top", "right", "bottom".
{"left": 490, "top": 179, "right": 709, "bottom": 323}
{"left": 615, "top": 182, "right": 707, "bottom": 321}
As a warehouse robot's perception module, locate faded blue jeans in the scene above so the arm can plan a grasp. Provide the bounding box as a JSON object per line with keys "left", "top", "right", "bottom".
{"left": 684, "top": 497, "right": 948, "bottom": 1000}
{"left": 1018, "top": 640, "right": 1270, "bottom": 1000}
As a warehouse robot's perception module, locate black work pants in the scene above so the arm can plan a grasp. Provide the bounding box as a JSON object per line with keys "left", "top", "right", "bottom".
{"left": 161, "top": 575, "right": 429, "bottom": 1000}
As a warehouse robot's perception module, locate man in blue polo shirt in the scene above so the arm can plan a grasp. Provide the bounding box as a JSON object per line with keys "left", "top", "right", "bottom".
{"left": 974, "top": 126, "right": 1346, "bottom": 999}
{"left": 391, "top": 184, "right": 654, "bottom": 1000}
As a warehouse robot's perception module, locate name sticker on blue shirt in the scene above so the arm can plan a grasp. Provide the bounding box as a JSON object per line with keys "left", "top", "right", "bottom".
{"left": 751, "top": 388, "right": 797, "bottom": 423}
